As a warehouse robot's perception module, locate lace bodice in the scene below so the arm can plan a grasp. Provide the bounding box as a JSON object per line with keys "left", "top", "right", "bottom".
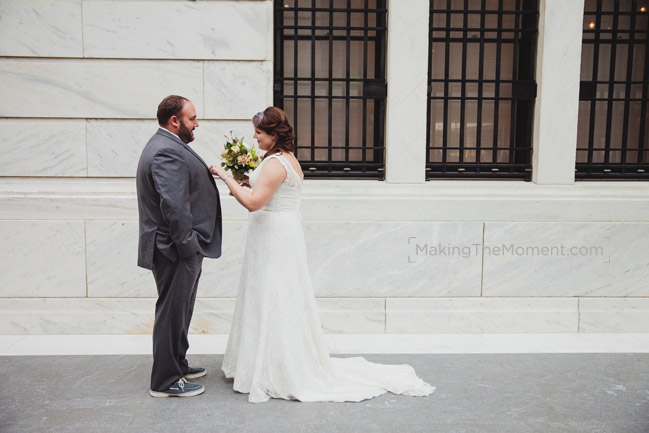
{"left": 248, "top": 153, "right": 303, "bottom": 212}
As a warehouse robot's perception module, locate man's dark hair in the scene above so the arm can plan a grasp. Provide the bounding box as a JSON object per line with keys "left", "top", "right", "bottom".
{"left": 157, "top": 95, "right": 189, "bottom": 126}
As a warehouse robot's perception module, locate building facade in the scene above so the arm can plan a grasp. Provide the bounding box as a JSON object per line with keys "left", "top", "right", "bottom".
{"left": 0, "top": 0, "right": 648, "bottom": 335}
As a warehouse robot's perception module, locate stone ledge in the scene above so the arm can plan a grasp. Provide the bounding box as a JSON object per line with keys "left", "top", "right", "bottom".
{"left": 386, "top": 298, "right": 579, "bottom": 333}
{"left": 8, "top": 297, "right": 649, "bottom": 335}
{"left": 579, "top": 298, "right": 649, "bottom": 333}
{"left": 0, "top": 298, "right": 385, "bottom": 335}
{"left": 4, "top": 297, "right": 649, "bottom": 335}
{"left": 1, "top": 179, "right": 648, "bottom": 222}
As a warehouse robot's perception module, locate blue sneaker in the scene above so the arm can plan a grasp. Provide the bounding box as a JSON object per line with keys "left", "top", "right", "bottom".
{"left": 149, "top": 378, "right": 205, "bottom": 398}
{"left": 184, "top": 366, "right": 207, "bottom": 380}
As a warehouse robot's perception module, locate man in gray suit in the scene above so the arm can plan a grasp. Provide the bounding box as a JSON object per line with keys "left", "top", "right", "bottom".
{"left": 136, "top": 95, "right": 222, "bottom": 397}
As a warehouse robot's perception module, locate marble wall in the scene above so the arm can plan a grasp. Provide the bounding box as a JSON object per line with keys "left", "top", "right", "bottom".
{"left": 2, "top": 180, "right": 649, "bottom": 334}
{"left": 1, "top": 0, "right": 648, "bottom": 336}
{"left": 0, "top": 0, "right": 271, "bottom": 60}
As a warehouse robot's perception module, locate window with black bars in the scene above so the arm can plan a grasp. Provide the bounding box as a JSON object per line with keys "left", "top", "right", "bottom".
{"left": 577, "top": 0, "right": 649, "bottom": 179}
{"left": 426, "top": 0, "right": 538, "bottom": 179}
{"left": 273, "top": 0, "right": 387, "bottom": 178}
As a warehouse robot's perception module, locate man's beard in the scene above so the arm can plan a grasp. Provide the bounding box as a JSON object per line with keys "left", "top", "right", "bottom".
{"left": 178, "top": 122, "right": 194, "bottom": 144}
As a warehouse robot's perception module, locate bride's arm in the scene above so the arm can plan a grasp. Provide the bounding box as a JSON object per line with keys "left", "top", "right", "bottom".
{"left": 210, "top": 159, "right": 285, "bottom": 212}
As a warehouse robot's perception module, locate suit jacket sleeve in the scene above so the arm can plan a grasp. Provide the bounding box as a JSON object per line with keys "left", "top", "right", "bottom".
{"left": 151, "top": 148, "right": 200, "bottom": 259}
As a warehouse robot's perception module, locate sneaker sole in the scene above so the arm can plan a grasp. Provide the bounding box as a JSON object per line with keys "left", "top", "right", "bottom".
{"left": 183, "top": 370, "right": 207, "bottom": 380}
{"left": 149, "top": 386, "right": 205, "bottom": 398}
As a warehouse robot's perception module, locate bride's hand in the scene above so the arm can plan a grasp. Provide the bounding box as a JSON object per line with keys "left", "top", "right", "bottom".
{"left": 210, "top": 164, "right": 228, "bottom": 179}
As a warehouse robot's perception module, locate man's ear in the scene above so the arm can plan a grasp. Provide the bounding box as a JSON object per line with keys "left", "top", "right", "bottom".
{"left": 170, "top": 115, "right": 180, "bottom": 127}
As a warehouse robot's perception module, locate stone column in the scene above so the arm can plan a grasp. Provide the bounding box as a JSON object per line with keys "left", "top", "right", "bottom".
{"left": 384, "top": 0, "right": 430, "bottom": 183}
{"left": 532, "top": 0, "right": 585, "bottom": 184}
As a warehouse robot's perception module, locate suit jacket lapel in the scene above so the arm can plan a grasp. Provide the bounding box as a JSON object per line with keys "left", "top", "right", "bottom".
{"left": 156, "top": 129, "right": 217, "bottom": 188}
{"left": 181, "top": 142, "right": 209, "bottom": 169}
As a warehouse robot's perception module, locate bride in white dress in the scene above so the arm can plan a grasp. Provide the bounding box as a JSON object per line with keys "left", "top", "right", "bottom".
{"left": 210, "top": 107, "right": 435, "bottom": 403}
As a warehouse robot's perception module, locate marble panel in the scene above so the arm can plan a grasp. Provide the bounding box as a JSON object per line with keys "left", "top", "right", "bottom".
{"left": 0, "top": 0, "right": 83, "bottom": 57}
{"left": 85, "top": 220, "right": 482, "bottom": 299}
{"left": 482, "top": 223, "right": 649, "bottom": 297}
{"left": 303, "top": 222, "right": 483, "bottom": 297}
{"left": 0, "top": 298, "right": 235, "bottom": 334}
{"left": 0, "top": 59, "right": 203, "bottom": 119}
{"left": 386, "top": 298, "right": 578, "bottom": 333}
{"left": 86, "top": 120, "right": 254, "bottom": 177}
{"left": 191, "top": 299, "right": 237, "bottom": 334}
{"left": 86, "top": 220, "right": 248, "bottom": 297}
{"left": 0, "top": 297, "right": 385, "bottom": 335}
{"left": 182, "top": 221, "right": 248, "bottom": 298}
{"left": 317, "top": 298, "right": 385, "bottom": 334}
{"left": 0, "top": 119, "right": 87, "bottom": 176}
{"left": 191, "top": 298, "right": 386, "bottom": 335}
{"left": 0, "top": 221, "right": 86, "bottom": 297}
{"left": 86, "top": 221, "right": 156, "bottom": 297}
{"left": 579, "top": 298, "right": 649, "bottom": 333}
{"left": 83, "top": 1, "right": 270, "bottom": 60}
{"left": 86, "top": 120, "right": 156, "bottom": 178}
{"left": 204, "top": 61, "right": 273, "bottom": 119}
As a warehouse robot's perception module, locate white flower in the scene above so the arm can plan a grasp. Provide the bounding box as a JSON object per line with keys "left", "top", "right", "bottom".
{"left": 237, "top": 154, "right": 249, "bottom": 165}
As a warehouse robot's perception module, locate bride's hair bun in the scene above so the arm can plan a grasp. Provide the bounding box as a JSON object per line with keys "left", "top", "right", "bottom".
{"left": 253, "top": 107, "right": 295, "bottom": 160}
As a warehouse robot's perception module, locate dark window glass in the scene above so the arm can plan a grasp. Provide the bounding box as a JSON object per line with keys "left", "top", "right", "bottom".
{"left": 274, "top": 0, "right": 387, "bottom": 178}
{"left": 427, "top": 0, "right": 538, "bottom": 179}
{"left": 577, "top": 0, "right": 649, "bottom": 179}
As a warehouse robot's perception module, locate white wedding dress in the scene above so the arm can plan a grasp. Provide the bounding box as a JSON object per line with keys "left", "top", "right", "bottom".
{"left": 221, "top": 153, "right": 435, "bottom": 403}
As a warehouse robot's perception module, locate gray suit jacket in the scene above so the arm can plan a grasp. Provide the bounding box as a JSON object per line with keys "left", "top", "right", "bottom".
{"left": 136, "top": 128, "right": 222, "bottom": 270}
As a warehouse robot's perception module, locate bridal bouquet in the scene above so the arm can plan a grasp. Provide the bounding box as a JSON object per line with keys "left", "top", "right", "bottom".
{"left": 220, "top": 131, "right": 261, "bottom": 181}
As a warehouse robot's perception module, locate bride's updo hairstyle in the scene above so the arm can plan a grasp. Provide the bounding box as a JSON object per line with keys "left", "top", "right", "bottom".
{"left": 253, "top": 107, "right": 295, "bottom": 160}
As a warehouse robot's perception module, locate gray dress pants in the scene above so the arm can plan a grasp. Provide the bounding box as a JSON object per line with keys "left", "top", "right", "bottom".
{"left": 150, "top": 248, "right": 203, "bottom": 391}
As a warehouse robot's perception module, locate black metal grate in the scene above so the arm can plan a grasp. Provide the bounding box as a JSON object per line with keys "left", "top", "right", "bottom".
{"left": 426, "top": 0, "right": 538, "bottom": 179}
{"left": 273, "top": 0, "right": 387, "bottom": 178}
{"left": 577, "top": 0, "right": 649, "bottom": 179}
